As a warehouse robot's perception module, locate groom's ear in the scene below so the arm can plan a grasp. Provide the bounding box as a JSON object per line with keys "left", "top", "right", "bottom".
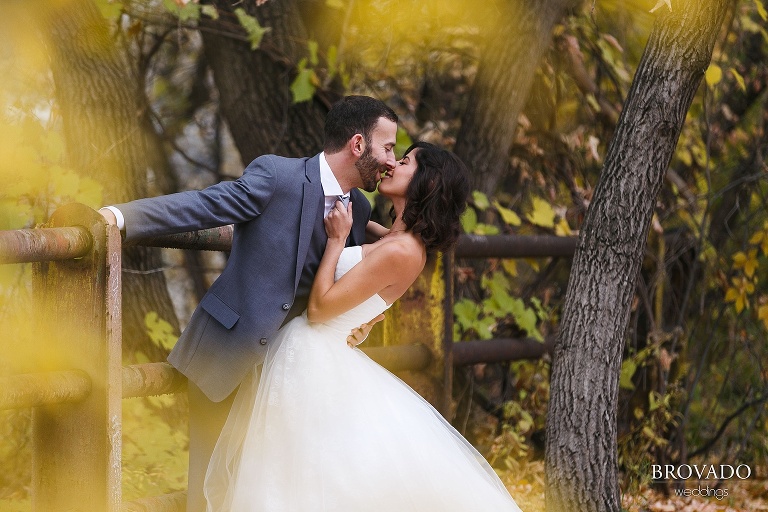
{"left": 350, "top": 134, "right": 365, "bottom": 157}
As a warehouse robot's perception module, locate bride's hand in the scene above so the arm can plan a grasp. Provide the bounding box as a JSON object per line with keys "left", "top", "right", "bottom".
{"left": 346, "top": 313, "right": 386, "bottom": 348}
{"left": 324, "top": 200, "right": 353, "bottom": 242}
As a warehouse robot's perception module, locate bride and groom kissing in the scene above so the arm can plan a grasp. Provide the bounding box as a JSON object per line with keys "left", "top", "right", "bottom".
{"left": 100, "top": 95, "right": 522, "bottom": 511}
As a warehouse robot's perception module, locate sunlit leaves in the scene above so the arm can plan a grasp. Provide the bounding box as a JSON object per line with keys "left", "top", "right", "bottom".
{"left": 454, "top": 271, "right": 545, "bottom": 342}
{"left": 0, "top": 117, "right": 103, "bottom": 230}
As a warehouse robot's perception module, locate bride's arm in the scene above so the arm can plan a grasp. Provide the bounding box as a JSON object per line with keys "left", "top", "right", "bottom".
{"left": 365, "top": 220, "right": 389, "bottom": 243}
{"left": 307, "top": 204, "right": 421, "bottom": 324}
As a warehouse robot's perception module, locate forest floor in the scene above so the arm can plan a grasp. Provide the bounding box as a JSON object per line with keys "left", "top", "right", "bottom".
{"left": 499, "top": 462, "right": 768, "bottom": 511}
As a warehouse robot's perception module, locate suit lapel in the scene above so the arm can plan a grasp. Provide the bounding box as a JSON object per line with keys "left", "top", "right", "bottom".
{"left": 295, "top": 156, "right": 322, "bottom": 290}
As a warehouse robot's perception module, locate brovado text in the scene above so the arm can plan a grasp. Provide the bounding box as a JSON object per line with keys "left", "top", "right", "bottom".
{"left": 652, "top": 464, "right": 752, "bottom": 481}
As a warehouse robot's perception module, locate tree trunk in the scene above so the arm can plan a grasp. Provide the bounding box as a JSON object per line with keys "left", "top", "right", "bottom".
{"left": 199, "top": 0, "right": 334, "bottom": 161}
{"left": 544, "top": 1, "right": 730, "bottom": 511}
{"left": 453, "top": 0, "right": 579, "bottom": 196}
{"left": 38, "top": 0, "right": 180, "bottom": 360}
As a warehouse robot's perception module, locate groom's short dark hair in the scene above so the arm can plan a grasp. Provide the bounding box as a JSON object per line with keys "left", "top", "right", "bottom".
{"left": 323, "top": 96, "right": 398, "bottom": 154}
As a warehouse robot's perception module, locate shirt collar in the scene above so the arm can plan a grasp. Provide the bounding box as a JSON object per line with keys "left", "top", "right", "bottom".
{"left": 319, "top": 152, "right": 347, "bottom": 197}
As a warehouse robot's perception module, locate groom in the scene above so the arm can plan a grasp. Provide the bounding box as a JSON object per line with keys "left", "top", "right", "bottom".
{"left": 100, "top": 95, "right": 398, "bottom": 511}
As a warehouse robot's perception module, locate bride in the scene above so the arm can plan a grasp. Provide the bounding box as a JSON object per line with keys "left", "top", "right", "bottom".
{"left": 204, "top": 142, "right": 523, "bottom": 511}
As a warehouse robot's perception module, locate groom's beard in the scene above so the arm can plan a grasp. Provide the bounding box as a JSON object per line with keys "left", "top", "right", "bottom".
{"left": 355, "top": 146, "right": 382, "bottom": 192}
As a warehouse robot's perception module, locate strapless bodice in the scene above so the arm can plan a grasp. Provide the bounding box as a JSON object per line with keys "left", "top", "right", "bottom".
{"left": 313, "top": 246, "right": 391, "bottom": 335}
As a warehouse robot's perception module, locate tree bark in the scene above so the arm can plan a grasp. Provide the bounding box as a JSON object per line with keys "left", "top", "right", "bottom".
{"left": 38, "top": 0, "right": 180, "bottom": 360}
{"left": 453, "top": 0, "right": 579, "bottom": 195}
{"left": 199, "top": 0, "right": 334, "bottom": 161}
{"left": 544, "top": 1, "right": 730, "bottom": 511}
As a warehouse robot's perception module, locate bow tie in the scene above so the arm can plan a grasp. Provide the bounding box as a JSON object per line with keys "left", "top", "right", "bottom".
{"left": 337, "top": 194, "right": 350, "bottom": 208}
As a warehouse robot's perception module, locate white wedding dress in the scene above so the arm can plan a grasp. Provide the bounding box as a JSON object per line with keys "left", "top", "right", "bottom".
{"left": 204, "top": 246, "right": 522, "bottom": 511}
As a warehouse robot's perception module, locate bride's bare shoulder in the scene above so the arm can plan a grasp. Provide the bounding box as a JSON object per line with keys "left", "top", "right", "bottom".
{"left": 362, "top": 236, "right": 425, "bottom": 272}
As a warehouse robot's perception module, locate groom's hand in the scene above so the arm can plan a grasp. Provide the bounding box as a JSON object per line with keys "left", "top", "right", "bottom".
{"left": 98, "top": 208, "right": 117, "bottom": 226}
{"left": 347, "top": 314, "right": 386, "bottom": 348}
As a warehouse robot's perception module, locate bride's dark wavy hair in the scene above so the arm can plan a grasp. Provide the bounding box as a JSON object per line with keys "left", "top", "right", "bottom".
{"left": 395, "top": 142, "right": 470, "bottom": 253}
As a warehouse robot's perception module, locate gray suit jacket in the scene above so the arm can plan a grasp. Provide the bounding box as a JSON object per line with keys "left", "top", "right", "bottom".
{"left": 117, "top": 154, "right": 370, "bottom": 401}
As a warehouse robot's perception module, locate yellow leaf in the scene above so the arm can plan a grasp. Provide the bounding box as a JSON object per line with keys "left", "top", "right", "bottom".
{"left": 502, "top": 260, "right": 518, "bottom": 277}
{"left": 525, "top": 197, "right": 556, "bottom": 229}
{"left": 725, "top": 287, "right": 740, "bottom": 303}
{"left": 705, "top": 64, "right": 723, "bottom": 86}
{"left": 749, "top": 231, "right": 765, "bottom": 245}
{"left": 493, "top": 200, "right": 521, "bottom": 226}
{"left": 555, "top": 218, "right": 572, "bottom": 236}
{"left": 756, "top": 0, "right": 768, "bottom": 21}
{"left": 758, "top": 304, "right": 768, "bottom": 330}
{"left": 744, "top": 249, "right": 759, "bottom": 278}
{"left": 731, "top": 68, "right": 747, "bottom": 92}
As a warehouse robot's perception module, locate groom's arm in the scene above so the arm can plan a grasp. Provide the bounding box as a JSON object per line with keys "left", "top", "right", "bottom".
{"left": 105, "top": 156, "right": 279, "bottom": 242}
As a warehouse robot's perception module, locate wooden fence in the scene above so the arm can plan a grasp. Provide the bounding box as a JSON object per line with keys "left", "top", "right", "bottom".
{"left": 0, "top": 203, "right": 576, "bottom": 511}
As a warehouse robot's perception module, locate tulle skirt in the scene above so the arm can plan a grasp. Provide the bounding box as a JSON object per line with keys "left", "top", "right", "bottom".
{"left": 204, "top": 314, "right": 522, "bottom": 511}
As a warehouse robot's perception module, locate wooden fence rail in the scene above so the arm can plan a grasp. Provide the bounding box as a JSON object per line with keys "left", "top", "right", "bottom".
{"left": 0, "top": 203, "right": 576, "bottom": 512}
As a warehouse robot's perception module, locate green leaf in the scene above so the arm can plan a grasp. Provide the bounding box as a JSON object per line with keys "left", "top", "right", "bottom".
{"left": 474, "top": 223, "right": 500, "bottom": 235}
{"left": 649, "top": 391, "right": 662, "bottom": 412}
{"left": 454, "top": 298, "right": 482, "bottom": 331}
{"left": 234, "top": 8, "right": 271, "bottom": 49}
{"left": 163, "top": 0, "right": 201, "bottom": 22}
{"left": 395, "top": 127, "right": 412, "bottom": 157}
{"left": 472, "top": 190, "right": 491, "bottom": 210}
{"left": 508, "top": 298, "right": 542, "bottom": 341}
{"left": 201, "top": 5, "right": 219, "bottom": 19}
{"left": 308, "top": 40, "right": 319, "bottom": 66}
{"left": 619, "top": 359, "right": 637, "bottom": 390}
{"left": 460, "top": 208, "right": 477, "bottom": 233}
{"left": 290, "top": 66, "right": 316, "bottom": 104}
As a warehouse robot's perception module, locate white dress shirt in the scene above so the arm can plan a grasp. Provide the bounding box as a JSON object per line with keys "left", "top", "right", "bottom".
{"left": 319, "top": 152, "right": 350, "bottom": 217}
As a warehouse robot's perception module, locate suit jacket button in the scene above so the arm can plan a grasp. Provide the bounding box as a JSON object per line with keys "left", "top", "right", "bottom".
{"left": 282, "top": 303, "right": 290, "bottom": 310}
{"left": 259, "top": 337, "right": 267, "bottom": 345}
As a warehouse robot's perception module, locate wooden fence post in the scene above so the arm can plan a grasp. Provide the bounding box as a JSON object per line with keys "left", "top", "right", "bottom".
{"left": 31, "top": 204, "right": 122, "bottom": 512}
